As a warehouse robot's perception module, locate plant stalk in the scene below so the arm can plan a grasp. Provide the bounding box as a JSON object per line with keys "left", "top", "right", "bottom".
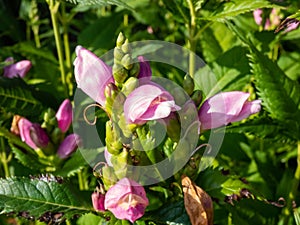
{"left": 283, "top": 141, "right": 300, "bottom": 224}
{"left": 0, "top": 138, "right": 11, "bottom": 177}
{"left": 187, "top": 0, "right": 197, "bottom": 78}
{"left": 48, "top": 0, "right": 67, "bottom": 87}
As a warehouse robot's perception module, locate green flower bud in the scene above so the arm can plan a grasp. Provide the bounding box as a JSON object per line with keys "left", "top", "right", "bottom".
{"left": 118, "top": 115, "right": 134, "bottom": 138}
{"left": 114, "top": 47, "right": 124, "bottom": 62}
{"left": 105, "top": 121, "right": 123, "bottom": 155}
{"left": 183, "top": 74, "right": 195, "bottom": 96}
{"left": 116, "top": 32, "right": 126, "bottom": 47}
{"left": 121, "top": 54, "right": 133, "bottom": 70}
{"left": 105, "top": 83, "right": 119, "bottom": 99}
{"left": 191, "top": 90, "right": 203, "bottom": 107}
{"left": 121, "top": 39, "right": 131, "bottom": 54}
{"left": 111, "top": 149, "right": 130, "bottom": 179}
{"left": 121, "top": 77, "right": 139, "bottom": 96}
{"left": 129, "top": 62, "right": 140, "bottom": 77}
{"left": 43, "top": 108, "right": 56, "bottom": 125}
{"left": 113, "top": 63, "right": 128, "bottom": 84}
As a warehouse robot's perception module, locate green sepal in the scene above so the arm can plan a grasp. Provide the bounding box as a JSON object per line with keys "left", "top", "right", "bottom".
{"left": 183, "top": 74, "right": 195, "bottom": 96}
{"left": 102, "top": 165, "right": 118, "bottom": 190}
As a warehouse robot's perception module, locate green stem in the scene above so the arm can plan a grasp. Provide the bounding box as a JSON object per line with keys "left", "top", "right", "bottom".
{"left": 0, "top": 138, "right": 10, "bottom": 177}
{"left": 78, "top": 169, "right": 88, "bottom": 191}
{"left": 32, "top": 26, "right": 41, "bottom": 48}
{"left": 187, "top": 0, "right": 197, "bottom": 78}
{"left": 283, "top": 141, "right": 300, "bottom": 224}
{"left": 61, "top": 2, "right": 72, "bottom": 96}
{"left": 48, "top": 0, "right": 67, "bottom": 87}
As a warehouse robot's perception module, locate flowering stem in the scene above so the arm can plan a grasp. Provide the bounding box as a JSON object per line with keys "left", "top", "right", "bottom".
{"left": 187, "top": 0, "right": 197, "bottom": 78}
{"left": 283, "top": 141, "right": 300, "bottom": 224}
{"left": 48, "top": 0, "right": 67, "bottom": 89}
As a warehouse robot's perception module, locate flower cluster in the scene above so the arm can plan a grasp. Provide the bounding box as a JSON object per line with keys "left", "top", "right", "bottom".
{"left": 11, "top": 99, "right": 80, "bottom": 160}
{"left": 253, "top": 8, "right": 300, "bottom": 32}
{"left": 74, "top": 33, "right": 261, "bottom": 223}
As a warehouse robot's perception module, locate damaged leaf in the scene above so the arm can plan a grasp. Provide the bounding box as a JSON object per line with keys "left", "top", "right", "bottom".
{"left": 182, "top": 175, "right": 213, "bottom": 225}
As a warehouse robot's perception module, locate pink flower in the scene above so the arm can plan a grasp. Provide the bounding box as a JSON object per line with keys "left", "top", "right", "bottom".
{"left": 18, "top": 118, "right": 49, "bottom": 149}
{"left": 124, "top": 84, "right": 180, "bottom": 125}
{"left": 198, "top": 91, "right": 261, "bottom": 130}
{"left": 57, "top": 133, "right": 81, "bottom": 159}
{"left": 92, "top": 192, "right": 106, "bottom": 212}
{"left": 137, "top": 56, "right": 151, "bottom": 80}
{"left": 104, "top": 178, "right": 149, "bottom": 223}
{"left": 74, "top": 46, "right": 114, "bottom": 106}
{"left": 3, "top": 57, "right": 32, "bottom": 78}
{"left": 253, "top": 9, "right": 263, "bottom": 25}
{"left": 55, "top": 99, "right": 72, "bottom": 133}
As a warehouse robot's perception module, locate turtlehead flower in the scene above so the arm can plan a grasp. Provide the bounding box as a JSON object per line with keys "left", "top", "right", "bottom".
{"left": 57, "top": 133, "right": 81, "bottom": 159}
{"left": 253, "top": 8, "right": 281, "bottom": 31}
{"left": 18, "top": 118, "right": 49, "bottom": 150}
{"left": 198, "top": 91, "right": 261, "bottom": 130}
{"left": 55, "top": 99, "right": 72, "bottom": 133}
{"left": 92, "top": 192, "right": 106, "bottom": 212}
{"left": 104, "top": 178, "right": 149, "bottom": 223}
{"left": 74, "top": 46, "right": 114, "bottom": 106}
{"left": 124, "top": 84, "right": 180, "bottom": 125}
{"left": 3, "top": 57, "right": 32, "bottom": 78}
{"left": 137, "top": 56, "right": 152, "bottom": 80}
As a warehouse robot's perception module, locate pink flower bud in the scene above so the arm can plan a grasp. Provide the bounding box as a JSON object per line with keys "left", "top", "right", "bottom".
{"left": 137, "top": 56, "right": 152, "bottom": 80}
{"left": 124, "top": 83, "right": 181, "bottom": 125}
{"left": 198, "top": 91, "right": 261, "bottom": 130}
{"left": 57, "top": 134, "right": 81, "bottom": 159}
{"left": 3, "top": 57, "right": 32, "bottom": 78}
{"left": 18, "top": 118, "right": 49, "bottom": 149}
{"left": 30, "top": 123, "right": 49, "bottom": 148}
{"left": 104, "top": 178, "right": 149, "bottom": 223}
{"left": 92, "top": 192, "right": 106, "bottom": 212}
{"left": 55, "top": 99, "right": 72, "bottom": 133}
{"left": 74, "top": 46, "right": 114, "bottom": 106}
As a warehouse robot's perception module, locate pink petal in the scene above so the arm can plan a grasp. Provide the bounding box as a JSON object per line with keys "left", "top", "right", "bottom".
{"left": 74, "top": 46, "right": 114, "bottom": 106}
{"left": 124, "top": 84, "right": 180, "bottom": 124}
{"left": 18, "top": 118, "right": 37, "bottom": 149}
{"left": 137, "top": 56, "right": 152, "bottom": 80}
{"left": 55, "top": 99, "right": 73, "bottom": 133}
{"left": 253, "top": 9, "right": 263, "bottom": 25}
{"left": 57, "top": 133, "right": 81, "bottom": 159}
{"left": 3, "top": 58, "right": 32, "bottom": 78}
{"left": 104, "top": 178, "right": 149, "bottom": 223}
{"left": 199, "top": 91, "right": 261, "bottom": 130}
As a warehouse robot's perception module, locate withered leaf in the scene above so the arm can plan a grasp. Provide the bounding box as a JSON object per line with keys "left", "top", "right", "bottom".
{"left": 182, "top": 175, "right": 213, "bottom": 225}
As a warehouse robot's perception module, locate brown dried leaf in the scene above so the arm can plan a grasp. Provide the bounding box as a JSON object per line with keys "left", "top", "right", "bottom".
{"left": 182, "top": 175, "right": 213, "bottom": 225}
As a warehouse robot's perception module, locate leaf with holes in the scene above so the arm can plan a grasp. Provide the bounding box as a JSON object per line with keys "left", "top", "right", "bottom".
{"left": 0, "top": 177, "right": 93, "bottom": 221}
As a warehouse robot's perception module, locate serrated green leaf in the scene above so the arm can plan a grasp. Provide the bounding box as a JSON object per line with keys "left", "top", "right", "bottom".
{"left": 226, "top": 117, "right": 294, "bottom": 141}
{"left": 0, "top": 177, "right": 92, "bottom": 220}
{"left": 0, "top": 77, "right": 44, "bottom": 117}
{"left": 248, "top": 48, "right": 300, "bottom": 131}
{"left": 8, "top": 142, "right": 49, "bottom": 172}
{"left": 204, "top": 0, "right": 277, "bottom": 21}
{"left": 74, "top": 0, "right": 133, "bottom": 10}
